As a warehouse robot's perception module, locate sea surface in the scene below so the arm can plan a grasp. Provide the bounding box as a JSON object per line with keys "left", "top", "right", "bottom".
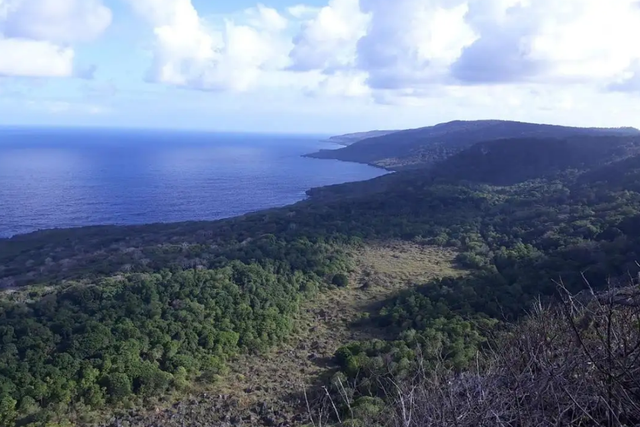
{"left": 0, "top": 127, "right": 386, "bottom": 238}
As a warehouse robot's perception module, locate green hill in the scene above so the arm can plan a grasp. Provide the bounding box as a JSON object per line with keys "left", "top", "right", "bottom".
{"left": 306, "top": 119, "right": 640, "bottom": 170}
{"left": 430, "top": 134, "right": 640, "bottom": 185}
{"left": 307, "top": 134, "right": 640, "bottom": 201}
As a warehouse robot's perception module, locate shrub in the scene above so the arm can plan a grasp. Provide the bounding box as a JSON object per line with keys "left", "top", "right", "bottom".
{"left": 332, "top": 273, "right": 349, "bottom": 288}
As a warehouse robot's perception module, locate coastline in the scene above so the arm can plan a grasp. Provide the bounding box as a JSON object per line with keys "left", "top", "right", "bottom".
{"left": 302, "top": 151, "right": 395, "bottom": 172}
{"left": 0, "top": 154, "right": 389, "bottom": 241}
{"left": 0, "top": 203, "right": 303, "bottom": 241}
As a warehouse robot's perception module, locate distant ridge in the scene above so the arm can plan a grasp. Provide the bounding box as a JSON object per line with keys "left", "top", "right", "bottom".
{"left": 308, "top": 120, "right": 640, "bottom": 170}
{"left": 327, "top": 129, "right": 399, "bottom": 146}
{"left": 307, "top": 133, "right": 640, "bottom": 202}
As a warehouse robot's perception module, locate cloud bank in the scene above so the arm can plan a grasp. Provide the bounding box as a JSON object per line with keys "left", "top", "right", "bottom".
{"left": 0, "top": 0, "right": 111, "bottom": 78}
{"left": 2, "top": 0, "right": 640, "bottom": 131}
{"left": 122, "top": 0, "right": 640, "bottom": 106}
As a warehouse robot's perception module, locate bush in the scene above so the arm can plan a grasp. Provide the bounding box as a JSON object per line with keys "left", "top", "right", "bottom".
{"left": 332, "top": 273, "right": 349, "bottom": 288}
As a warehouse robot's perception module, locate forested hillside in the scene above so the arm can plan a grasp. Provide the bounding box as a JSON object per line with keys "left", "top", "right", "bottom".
{"left": 307, "top": 120, "right": 640, "bottom": 170}
{"left": 3, "top": 132, "right": 640, "bottom": 425}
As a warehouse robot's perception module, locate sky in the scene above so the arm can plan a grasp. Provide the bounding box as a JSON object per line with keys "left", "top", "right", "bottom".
{"left": 1, "top": 0, "right": 640, "bottom": 134}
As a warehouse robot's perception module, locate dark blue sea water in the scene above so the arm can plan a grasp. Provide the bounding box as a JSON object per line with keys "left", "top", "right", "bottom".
{"left": 0, "top": 127, "right": 385, "bottom": 238}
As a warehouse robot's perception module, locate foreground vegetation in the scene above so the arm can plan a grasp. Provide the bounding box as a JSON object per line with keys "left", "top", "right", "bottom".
{"left": 321, "top": 284, "right": 640, "bottom": 426}
{"left": 0, "top": 242, "right": 353, "bottom": 426}
{"left": 4, "top": 133, "right": 640, "bottom": 425}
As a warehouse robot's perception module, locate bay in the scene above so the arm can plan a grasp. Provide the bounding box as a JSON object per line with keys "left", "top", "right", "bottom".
{"left": 0, "top": 127, "right": 386, "bottom": 238}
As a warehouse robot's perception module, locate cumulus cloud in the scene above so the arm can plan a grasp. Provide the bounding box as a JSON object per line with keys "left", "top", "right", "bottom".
{"left": 287, "top": 4, "right": 321, "bottom": 19}
{"left": 0, "top": 38, "right": 74, "bottom": 77}
{"left": 452, "top": 0, "right": 640, "bottom": 85}
{"left": 283, "top": 0, "right": 640, "bottom": 96}
{"left": 126, "top": 0, "right": 640, "bottom": 116}
{"left": 129, "top": 0, "right": 292, "bottom": 92}
{"left": 449, "top": 0, "right": 540, "bottom": 84}
{"left": 0, "top": 0, "right": 110, "bottom": 78}
{"left": 357, "top": 0, "right": 475, "bottom": 89}
{"left": 288, "top": 0, "right": 369, "bottom": 72}
{"left": 246, "top": 4, "right": 288, "bottom": 32}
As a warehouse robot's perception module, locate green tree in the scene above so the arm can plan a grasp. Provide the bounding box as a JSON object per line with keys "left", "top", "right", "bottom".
{"left": 0, "top": 394, "right": 17, "bottom": 427}
{"left": 332, "top": 273, "right": 349, "bottom": 288}
{"left": 104, "top": 373, "right": 132, "bottom": 402}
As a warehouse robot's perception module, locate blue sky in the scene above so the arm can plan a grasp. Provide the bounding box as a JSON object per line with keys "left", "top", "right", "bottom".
{"left": 1, "top": 0, "right": 640, "bottom": 134}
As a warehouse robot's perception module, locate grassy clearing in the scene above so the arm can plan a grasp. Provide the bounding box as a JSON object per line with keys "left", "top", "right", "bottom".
{"left": 100, "top": 242, "right": 462, "bottom": 426}
{"left": 224, "top": 242, "right": 460, "bottom": 391}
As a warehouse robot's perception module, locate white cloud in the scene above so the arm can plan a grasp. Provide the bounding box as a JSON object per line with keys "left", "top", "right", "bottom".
{"left": 349, "top": 0, "right": 640, "bottom": 90}
{"left": 2, "top": 0, "right": 111, "bottom": 43}
{"left": 357, "top": 0, "right": 475, "bottom": 89}
{"left": 304, "top": 70, "right": 371, "bottom": 98}
{"left": 122, "top": 0, "right": 640, "bottom": 130}
{"left": 530, "top": 0, "right": 640, "bottom": 82}
{"left": 452, "top": 0, "right": 640, "bottom": 85}
{"left": 129, "top": 0, "right": 292, "bottom": 92}
{"left": 0, "top": 0, "right": 111, "bottom": 78}
{"left": 0, "top": 38, "right": 74, "bottom": 77}
{"left": 283, "top": 0, "right": 640, "bottom": 93}
{"left": 289, "top": 0, "right": 369, "bottom": 72}
{"left": 287, "top": 4, "right": 321, "bottom": 19}
{"left": 246, "top": 4, "right": 288, "bottom": 32}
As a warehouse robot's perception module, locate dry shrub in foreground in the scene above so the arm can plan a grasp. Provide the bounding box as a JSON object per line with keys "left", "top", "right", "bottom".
{"left": 316, "top": 282, "right": 640, "bottom": 427}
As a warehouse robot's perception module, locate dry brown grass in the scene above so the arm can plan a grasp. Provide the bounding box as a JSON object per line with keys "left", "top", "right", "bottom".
{"left": 354, "top": 241, "right": 459, "bottom": 284}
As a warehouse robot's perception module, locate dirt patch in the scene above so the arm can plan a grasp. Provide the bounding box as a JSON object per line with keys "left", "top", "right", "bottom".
{"left": 100, "top": 242, "right": 462, "bottom": 427}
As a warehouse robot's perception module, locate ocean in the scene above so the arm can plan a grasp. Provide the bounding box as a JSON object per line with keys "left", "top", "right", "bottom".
{"left": 0, "top": 127, "right": 386, "bottom": 238}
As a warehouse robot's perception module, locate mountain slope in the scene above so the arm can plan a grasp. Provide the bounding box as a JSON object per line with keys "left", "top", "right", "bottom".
{"left": 306, "top": 120, "right": 640, "bottom": 170}
{"left": 307, "top": 134, "right": 640, "bottom": 201}
{"left": 430, "top": 134, "right": 640, "bottom": 185}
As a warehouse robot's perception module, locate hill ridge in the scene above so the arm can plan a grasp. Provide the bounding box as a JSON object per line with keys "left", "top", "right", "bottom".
{"left": 310, "top": 119, "right": 640, "bottom": 170}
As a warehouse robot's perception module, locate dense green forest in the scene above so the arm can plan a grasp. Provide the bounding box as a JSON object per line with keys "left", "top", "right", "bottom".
{"left": 0, "top": 240, "right": 353, "bottom": 426}
{"left": 4, "top": 133, "right": 640, "bottom": 425}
